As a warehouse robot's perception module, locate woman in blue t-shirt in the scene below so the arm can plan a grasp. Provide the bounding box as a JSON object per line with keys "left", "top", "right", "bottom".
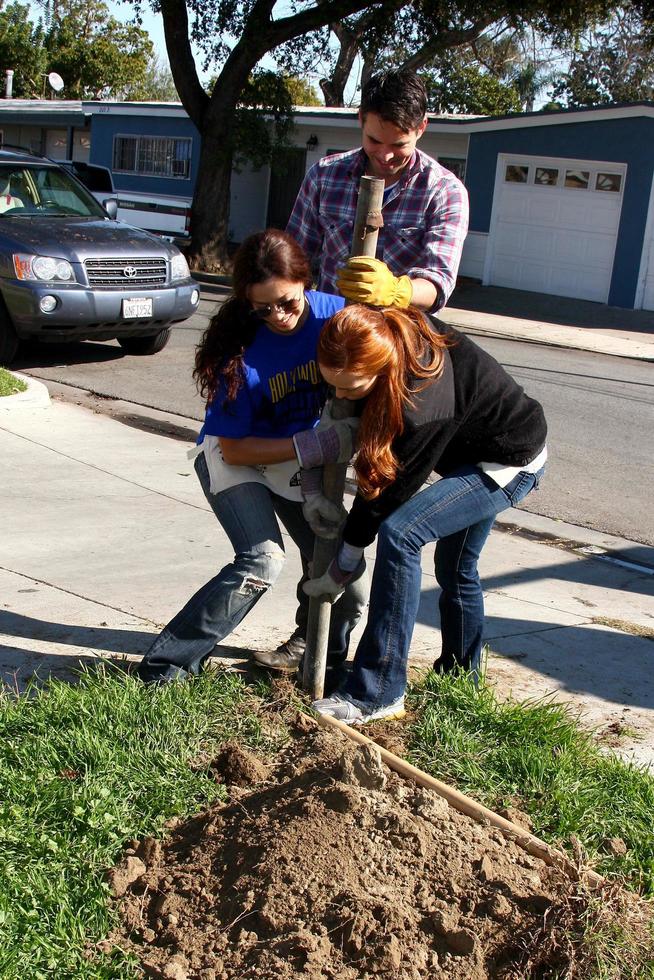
{"left": 138, "top": 230, "right": 368, "bottom": 685}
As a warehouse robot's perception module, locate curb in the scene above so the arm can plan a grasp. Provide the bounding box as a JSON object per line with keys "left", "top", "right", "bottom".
{"left": 0, "top": 371, "right": 50, "bottom": 412}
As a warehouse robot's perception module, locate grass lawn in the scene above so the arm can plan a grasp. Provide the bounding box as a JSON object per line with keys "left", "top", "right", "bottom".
{"left": 0, "top": 668, "right": 286, "bottom": 979}
{"left": 0, "top": 367, "right": 27, "bottom": 397}
{"left": 1, "top": 665, "right": 652, "bottom": 978}
{"left": 407, "top": 673, "right": 654, "bottom": 979}
{"left": 407, "top": 671, "right": 654, "bottom": 896}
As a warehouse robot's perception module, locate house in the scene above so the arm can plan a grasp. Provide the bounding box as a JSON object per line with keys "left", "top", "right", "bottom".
{"left": 463, "top": 103, "right": 654, "bottom": 310}
{"left": 0, "top": 98, "right": 91, "bottom": 159}
{"left": 2, "top": 96, "right": 654, "bottom": 309}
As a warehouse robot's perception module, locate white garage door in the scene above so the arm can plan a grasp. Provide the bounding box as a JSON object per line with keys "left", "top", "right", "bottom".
{"left": 485, "top": 155, "right": 626, "bottom": 303}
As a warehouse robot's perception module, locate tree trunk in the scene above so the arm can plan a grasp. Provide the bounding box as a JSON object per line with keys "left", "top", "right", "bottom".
{"left": 187, "top": 88, "right": 242, "bottom": 272}
{"left": 161, "top": 0, "right": 377, "bottom": 266}
{"left": 320, "top": 22, "right": 360, "bottom": 107}
{"left": 186, "top": 120, "right": 235, "bottom": 272}
{"left": 360, "top": 52, "right": 375, "bottom": 94}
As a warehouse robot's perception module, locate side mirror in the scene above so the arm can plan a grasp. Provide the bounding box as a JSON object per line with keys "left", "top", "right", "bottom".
{"left": 103, "top": 198, "right": 118, "bottom": 219}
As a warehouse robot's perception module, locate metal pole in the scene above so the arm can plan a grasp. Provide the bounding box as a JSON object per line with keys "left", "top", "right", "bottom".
{"left": 303, "top": 174, "right": 385, "bottom": 699}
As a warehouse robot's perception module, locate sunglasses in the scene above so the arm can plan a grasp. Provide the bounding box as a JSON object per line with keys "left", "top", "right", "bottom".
{"left": 249, "top": 294, "right": 303, "bottom": 318}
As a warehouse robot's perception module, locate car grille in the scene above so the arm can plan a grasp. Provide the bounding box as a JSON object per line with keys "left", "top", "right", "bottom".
{"left": 84, "top": 257, "right": 167, "bottom": 287}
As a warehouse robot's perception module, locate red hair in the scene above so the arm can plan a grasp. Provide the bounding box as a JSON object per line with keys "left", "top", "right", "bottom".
{"left": 318, "top": 306, "right": 448, "bottom": 499}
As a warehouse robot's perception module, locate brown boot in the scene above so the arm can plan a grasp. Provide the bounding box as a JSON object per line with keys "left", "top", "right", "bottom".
{"left": 252, "top": 629, "right": 305, "bottom": 673}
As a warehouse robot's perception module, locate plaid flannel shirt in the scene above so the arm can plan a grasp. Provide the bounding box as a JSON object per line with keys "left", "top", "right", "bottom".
{"left": 287, "top": 147, "right": 469, "bottom": 310}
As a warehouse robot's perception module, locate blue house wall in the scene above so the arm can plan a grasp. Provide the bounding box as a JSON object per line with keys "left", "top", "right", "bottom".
{"left": 89, "top": 111, "right": 201, "bottom": 198}
{"left": 465, "top": 116, "right": 654, "bottom": 307}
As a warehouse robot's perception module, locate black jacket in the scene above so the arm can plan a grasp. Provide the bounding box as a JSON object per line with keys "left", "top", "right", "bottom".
{"left": 343, "top": 324, "right": 547, "bottom": 548}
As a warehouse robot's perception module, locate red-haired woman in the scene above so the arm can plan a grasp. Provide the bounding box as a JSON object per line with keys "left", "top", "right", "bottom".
{"left": 304, "top": 305, "right": 547, "bottom": 723}
{"left": 138, "top": 230, "right": 367, "bottom": 685}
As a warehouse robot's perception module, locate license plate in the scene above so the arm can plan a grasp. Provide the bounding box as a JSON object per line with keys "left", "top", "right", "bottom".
{"left": 122, "top": 297, "right": 153, "bottom": 318}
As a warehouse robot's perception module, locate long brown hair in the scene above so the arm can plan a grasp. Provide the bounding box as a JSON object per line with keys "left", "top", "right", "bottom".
{"left": 194, "top": 229, "right": 311, "bottom": 404}
{"left": 318, "top": 305, "right": 449, "bottom": 499}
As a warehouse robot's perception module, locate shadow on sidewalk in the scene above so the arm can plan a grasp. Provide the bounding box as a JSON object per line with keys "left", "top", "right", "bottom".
{"left": 450, "top": 281, "right": 654, "bottom": 337}
{"left": 0, "top": 644, "right": 135, "bottom": 693}
{"left": 0, "top": 610, "right": 152, "bottom": 692}
{"left": 483, "top": 618, "right": 654, "bottom": 712}
{"left": 483, "top": 547, "right": 654, "bottom": 600}
{"left": 0, "top": 610, "right": 158, "bottom": 654}
{"left": 0, "top": 612, "right": 256, "bottom": 693}
{"left": 415, "top": 587, "right": 654, "bottom": 712}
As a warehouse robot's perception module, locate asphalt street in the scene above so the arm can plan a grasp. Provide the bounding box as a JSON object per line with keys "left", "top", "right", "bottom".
{"left": 13, "top": 288, "right": 654, "bottom": 547}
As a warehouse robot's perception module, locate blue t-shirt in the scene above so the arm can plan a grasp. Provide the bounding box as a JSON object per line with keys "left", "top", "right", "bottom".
{"left": 199, "top": 290, "right": 344, "bottom": 441}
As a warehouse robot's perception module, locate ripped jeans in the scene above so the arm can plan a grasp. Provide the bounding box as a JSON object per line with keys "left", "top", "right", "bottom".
{"left": 138, "top": 453, "right": 368, "bottom": 682}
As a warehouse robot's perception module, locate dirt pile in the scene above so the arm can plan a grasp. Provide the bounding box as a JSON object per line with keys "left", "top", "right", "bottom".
{"left": 108, "top": 723, "right": 615, "bottom": 978}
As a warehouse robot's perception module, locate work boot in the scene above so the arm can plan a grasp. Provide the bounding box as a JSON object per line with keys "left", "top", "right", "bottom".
{"left": 252, "top": 628, "right": 305, "bottom": 673}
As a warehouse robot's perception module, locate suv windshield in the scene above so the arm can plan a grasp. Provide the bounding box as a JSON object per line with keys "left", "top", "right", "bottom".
{"left": 0, "top": 164, "right": 107, "bottom": 219}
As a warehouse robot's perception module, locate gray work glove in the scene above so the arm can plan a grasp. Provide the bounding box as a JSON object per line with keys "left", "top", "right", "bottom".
{"left": 293, "top": 402, "right": 359, "bottom": 470}
{"left": 299, "top": 467, "right": 344, "bottom": 540}
{"left": 302, "top": 542, "right": 365, "bottom": 602}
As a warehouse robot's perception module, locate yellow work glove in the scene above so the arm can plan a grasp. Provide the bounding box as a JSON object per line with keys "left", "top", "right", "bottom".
{"left": 336, "top": 256, "right": 413, "bottom": 308}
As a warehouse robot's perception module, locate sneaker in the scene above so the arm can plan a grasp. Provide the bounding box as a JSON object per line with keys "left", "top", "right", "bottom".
{"left": 312, "top": 693, "right": 405, "bottom": 725}
{"left": 253, "top": 629, "right": 305, "bottom": 672}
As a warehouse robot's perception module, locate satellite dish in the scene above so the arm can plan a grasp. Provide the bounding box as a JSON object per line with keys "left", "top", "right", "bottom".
{"left": 48, "top": 72, "right": 64, "bottom": 93}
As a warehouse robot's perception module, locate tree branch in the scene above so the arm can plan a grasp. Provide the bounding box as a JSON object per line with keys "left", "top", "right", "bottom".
{"left": 159, "top": 0, "right": 209, "bottom": 128}
{"left": 402, "top": 16, "right": 497, "bottom": 72}
{"left": 320, "top": 20, "right": 362, "bottom": 105}
{"left": 261, "top": 0, "right": 377, "bottom": 52}
{"left": 206, "top": 0, "right": 379, "bottom": 115}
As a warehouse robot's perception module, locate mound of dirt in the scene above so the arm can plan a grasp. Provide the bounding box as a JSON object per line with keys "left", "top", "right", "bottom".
{"left": 208, "top": 743, "right": 269, "bottom": 787}
{"left": 107, "top": 726, "right": 621, "bottom": 978}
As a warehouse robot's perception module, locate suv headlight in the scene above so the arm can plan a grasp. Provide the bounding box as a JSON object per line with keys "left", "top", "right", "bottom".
{"left": 170, "top": 251, "right": 190, "bottom": 282}
{"left": 13, "top": 254, "right": 74, "bottom": 282}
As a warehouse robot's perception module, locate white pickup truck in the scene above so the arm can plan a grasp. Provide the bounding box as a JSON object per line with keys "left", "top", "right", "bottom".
{"left": 62, "top": 161, "right": 192, "bottom": 241}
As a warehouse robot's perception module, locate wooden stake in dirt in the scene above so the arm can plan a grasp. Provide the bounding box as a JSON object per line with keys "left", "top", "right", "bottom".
{"left": 315, "top": 711, "right": 605, "bottom": 891}
{"left": 303, "top": 175, "right": 385, "bottom": 700}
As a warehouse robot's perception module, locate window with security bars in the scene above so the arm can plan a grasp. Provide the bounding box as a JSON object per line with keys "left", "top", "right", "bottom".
{"left": 112, "top": 135, "right": 192, "bottom": 178}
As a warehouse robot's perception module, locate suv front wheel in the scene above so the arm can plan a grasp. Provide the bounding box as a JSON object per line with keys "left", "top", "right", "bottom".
{"left": 0, "top": 300, "right": 19, "bottom": 366}
{"left": 118, "top": 328, "right": 171, "bottom": 356}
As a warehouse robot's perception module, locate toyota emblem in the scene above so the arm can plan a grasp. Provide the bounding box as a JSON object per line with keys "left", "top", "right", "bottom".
{"left": 123, "top": 266, "right": 138, "bottom": 278}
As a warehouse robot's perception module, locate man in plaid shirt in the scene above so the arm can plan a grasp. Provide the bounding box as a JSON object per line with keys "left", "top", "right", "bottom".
{"left": 287, "top": 69, "right": 469, "bottom": 313}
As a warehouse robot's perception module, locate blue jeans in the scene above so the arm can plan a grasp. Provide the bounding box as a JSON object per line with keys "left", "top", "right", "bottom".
{"left": 344, "top": 464, "right": 544, "bottom": 709}
{"left": 139, "top": 454, "right": 369, "bottom": 681}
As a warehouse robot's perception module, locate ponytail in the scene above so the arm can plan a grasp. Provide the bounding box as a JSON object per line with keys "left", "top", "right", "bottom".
{"left": 194, "top": 298, "right": 258, "bottom": 404}
{"left": 318, "top": 305, "right": 449, "bottom": 498}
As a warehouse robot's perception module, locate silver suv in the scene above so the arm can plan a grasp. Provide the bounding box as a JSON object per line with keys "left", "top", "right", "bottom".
{"left": 0, "top": 148, "right": 200, "bottom": 365}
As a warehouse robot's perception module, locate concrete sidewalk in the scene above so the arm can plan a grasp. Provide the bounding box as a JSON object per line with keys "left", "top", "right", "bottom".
{"left": 2, "top": 391, "right": 654, "bottom": 767}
